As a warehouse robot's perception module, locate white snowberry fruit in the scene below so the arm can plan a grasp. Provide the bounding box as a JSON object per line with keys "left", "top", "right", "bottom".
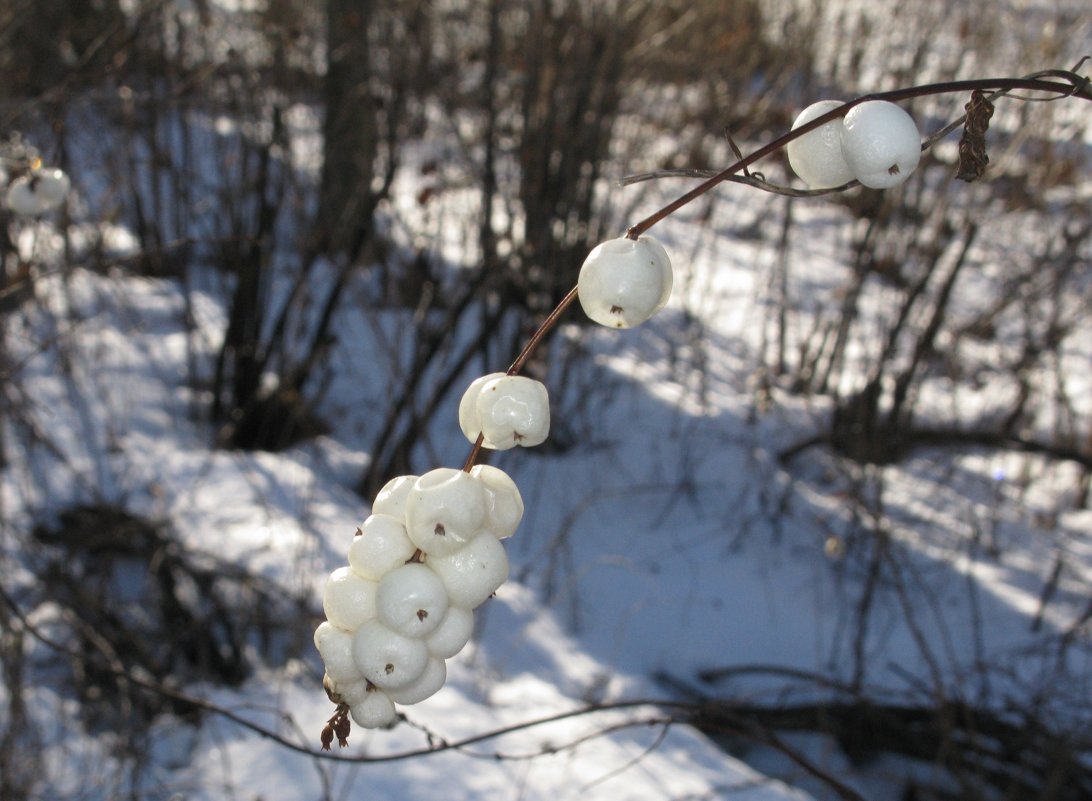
{"left": 425, "top": 605, "right": 475, "bottom": 659}
{"left": 840, "top": 101, "right": 921, "bottom": 189}
{"left": 473, "top": 375, "right": 550, "bottom": 450}
{"left": 426, "top": 532, "right": 509, "bottom": 610}
{"left": 353, "top": 619, "right": 429, "bottom": 690}
{"left": 385, "top": 657, "right": 447, "bottom": 705}
{"left": 469, "top": 464, "right": 524, "bottom": 539}
{"left": 349, "top": 514, "right": 417, "bottom": 580}
{"left": 404, "top": 468, "right": 487, "bottom": 557}
{"left": 5, "top": 176, "right": 42, "bottom": 216}
{"left": 577, "top": 235, "right": 672, "bottom": 329}
{"left": 787, "top": 100, "right": 855, "bottom": 189}
{"left": 349, "top": 688, "right": 398, "bottom": 729}
{"left": 458, "top": 373, "right": 506, "bottom": 444}
{"left": 32, "top": 168, "right": 70, "bottom": 210}
{"left": 376, "top": 563, "right": 450, "bottom": 638}
{"left": 330, "top": 676, "right": 373, "bottom": 707}
{"left": 372, "top": 474, "right": 418, "bottom": 520}
{"left": 314, "top": 621, "right": 365, "bottom": 684}
{"left": 322, "top": 566, "right": 379, "bottom": 631}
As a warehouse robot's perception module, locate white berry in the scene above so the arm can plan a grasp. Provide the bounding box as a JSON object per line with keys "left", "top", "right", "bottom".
{"left": 349, "top": 688, "right": 398, "bottom": 729}
{"left": 426, "top": 532, "right": 509, "bottom": 609}
{"left": 6, "top": 176, "right": 42, "bottom": 216}
{"left": 840, "top": 101, "right": 921, "bottom": 189}
{"left": 349, "top": 514, "right": 417, "bottom": 580}
{"left": 353, "top": 619, "right": 429, "bottom": 690}
{"left": 469, "top": 464, "right": 524, "bottom": 539}
{"left": 322, "top": 566, "right": 379, "bottom": 631}
{"left": 577, "top": 235, "right": 672, "bottom": 328}
{"left": 787, "top": 100, "right": 855, "bottom": 189}
{"left": 314, "top": 621, "right": 365, "bottom": 684}
{"left": 425, "top": 605, "right": 475, "bottom": 659}
{"left": 404, "top": 468, "right": 487, "bottom": 557}
{"left": 376, "top": 563, "right": 450, "bottom": 638}
{"left": 458, "top": 373, "right": 506, "bottom": 444}
{"left": 331, "top": 676, "right": 373, "bottom": 706}
{"left": 372, "top": 474, "right": 418, "bottom": 520}
{"left": 385, "top": 657, "right": 447, "bottom": 705}
{"left": 473, "top": 375, "right": 550, "bottom": 450}
{"left": 32, "top": 168, "right": 70, "bottom": 210}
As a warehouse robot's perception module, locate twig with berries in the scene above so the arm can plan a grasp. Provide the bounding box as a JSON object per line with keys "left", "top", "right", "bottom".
{"left": 314, "top": 60, "right": 1091, "bottom": 748}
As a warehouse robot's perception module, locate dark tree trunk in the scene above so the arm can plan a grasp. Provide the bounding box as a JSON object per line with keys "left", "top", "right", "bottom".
{"left": 315, "top": 0, "right": 378, "bottom": 259}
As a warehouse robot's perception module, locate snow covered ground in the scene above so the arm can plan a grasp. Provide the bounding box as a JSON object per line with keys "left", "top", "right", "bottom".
{"left": 2, "top": 2, "right": 1090, "bottom": 800}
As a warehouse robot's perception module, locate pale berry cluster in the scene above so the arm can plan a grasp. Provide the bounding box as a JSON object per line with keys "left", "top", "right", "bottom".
{"left": 317, "top": 221, "right": 675, "bottom": 732}
{"left": 4, "top": 166, "right": 70, "bottom": 216}
{"left": 787, "top": 100, "right": 921, "bottom": 190}
{"left": 316, "top": 464, "right": 522, "bottom": 728}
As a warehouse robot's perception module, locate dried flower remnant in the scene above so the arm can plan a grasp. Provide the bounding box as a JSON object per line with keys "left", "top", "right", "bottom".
{"left": 956, "top": 89, "right": 995, "bottom": 182}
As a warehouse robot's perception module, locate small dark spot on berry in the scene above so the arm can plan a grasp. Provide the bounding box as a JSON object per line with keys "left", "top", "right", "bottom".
{"left": 385, "top": 663, "right": 395, "bottom": 674}
{"left": 435, "top": 523, "right": 446, "bottom": 537}
{"left": 417, "top": 609, "right": 428, "bottom": 621}
{"left": 888, "top": 164, "right": 900, "bottom": 175}
{"left": 610, "top": 304, "right": 623, "bottom": 314}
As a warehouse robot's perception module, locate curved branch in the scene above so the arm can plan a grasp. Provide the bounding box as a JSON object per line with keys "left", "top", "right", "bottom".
{"left": 626, "top": 70, "right": 1091, "bottom": 238}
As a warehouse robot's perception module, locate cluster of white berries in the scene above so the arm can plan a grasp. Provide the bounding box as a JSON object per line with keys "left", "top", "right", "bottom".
{"left": 317, "top": 196, "right": 678, "bottom": 732}
{"left": 316, "top": 464, "right": 522, "bottom": 727}
{"left": 787, "top": 100, "right": 921, "bottom": 190}
{"left": 316, "top": 368, "right": 554, "bottom": 729}
{"left": 4, "top": 166, "right": 70, "bottom": 216}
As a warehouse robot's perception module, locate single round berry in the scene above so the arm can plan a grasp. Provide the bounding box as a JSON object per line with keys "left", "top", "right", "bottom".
{"left": 426, "top": 532, "right": 509, "bottom": 610}
{"left": 787, "top": 100, "right": 855, "bottom": 189}
{"left": 322, "top": 566, "right": 379, "bottom": 631}
{"left": 577, "top": 235, "right": 673, "bottom": 329}
{"left": 314, "top": 621, "right": 365, "bottom": 684}
{"left": 349, "top": 514, "right": 417, "bottom": 580}
{"left": 352, "top": 619, "right": 429, "bottom": 690}
{"left": 32, "top": 168, "right": 70, "bottom": 210}
{"left": 840, "top": 101, "right": 921, "bottom": 189}
{"left": 5, "top": 176, "right": 41, "bottom": 216}
{"left": 385, "top": 657, "right": 447, "bottom": 705}
{"left": 330, "top": 676, "right": 372, "bottom": 706}
{"left": 404, "top": 468, "right": 487, "bottom": 557}
{"left": 376, "top": 562, "right": 450, "bottom": 638}
{"left": 469, "top": 464, "right": 524, "bottom": 539}
{"left": 349, "top": 687, "right": 398, "bottom": 729}
{"left": 458, "top": 373, "right": 506, "bottom": 444}
{"left": 372, "top": 474, "right": 418, "bottom": 520}
{"left": 473, "top": 375, "right": 550, "bottom": 450}
{"left": 425, "top": 605, "right": 475, "bottom": 659}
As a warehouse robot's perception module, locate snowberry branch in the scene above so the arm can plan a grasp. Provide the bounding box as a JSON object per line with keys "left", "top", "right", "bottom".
{"left": 454, "top": 64, "right": 1091, "bottom": 477}
{"left": 625, "top": 68, "right": 1090, "bottom": 240}
{"left": 316, "top": 60, "right": 1090, "bottom": 752}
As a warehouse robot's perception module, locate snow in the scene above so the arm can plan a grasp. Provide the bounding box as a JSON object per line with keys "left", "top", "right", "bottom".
{"left": 2, "top": 3, "right": 1091, "bottom": 800}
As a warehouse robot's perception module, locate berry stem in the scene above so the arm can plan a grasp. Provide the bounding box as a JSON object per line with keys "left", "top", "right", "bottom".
{"left": 462, "top": 286, "right": 579, "bottom": 471}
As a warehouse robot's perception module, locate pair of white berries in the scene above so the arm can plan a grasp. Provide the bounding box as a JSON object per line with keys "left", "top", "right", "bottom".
{"left": 316, "top": 464, "right": 522, "bottom": 728}
{"left": 787, "top": 100, "right": 921, "bottom": 190}
{"left": 459, "top": 372, "right": 550, "bottom": 450}
{"left": 4, "top": 167, "right": 70, "bottom": 216}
